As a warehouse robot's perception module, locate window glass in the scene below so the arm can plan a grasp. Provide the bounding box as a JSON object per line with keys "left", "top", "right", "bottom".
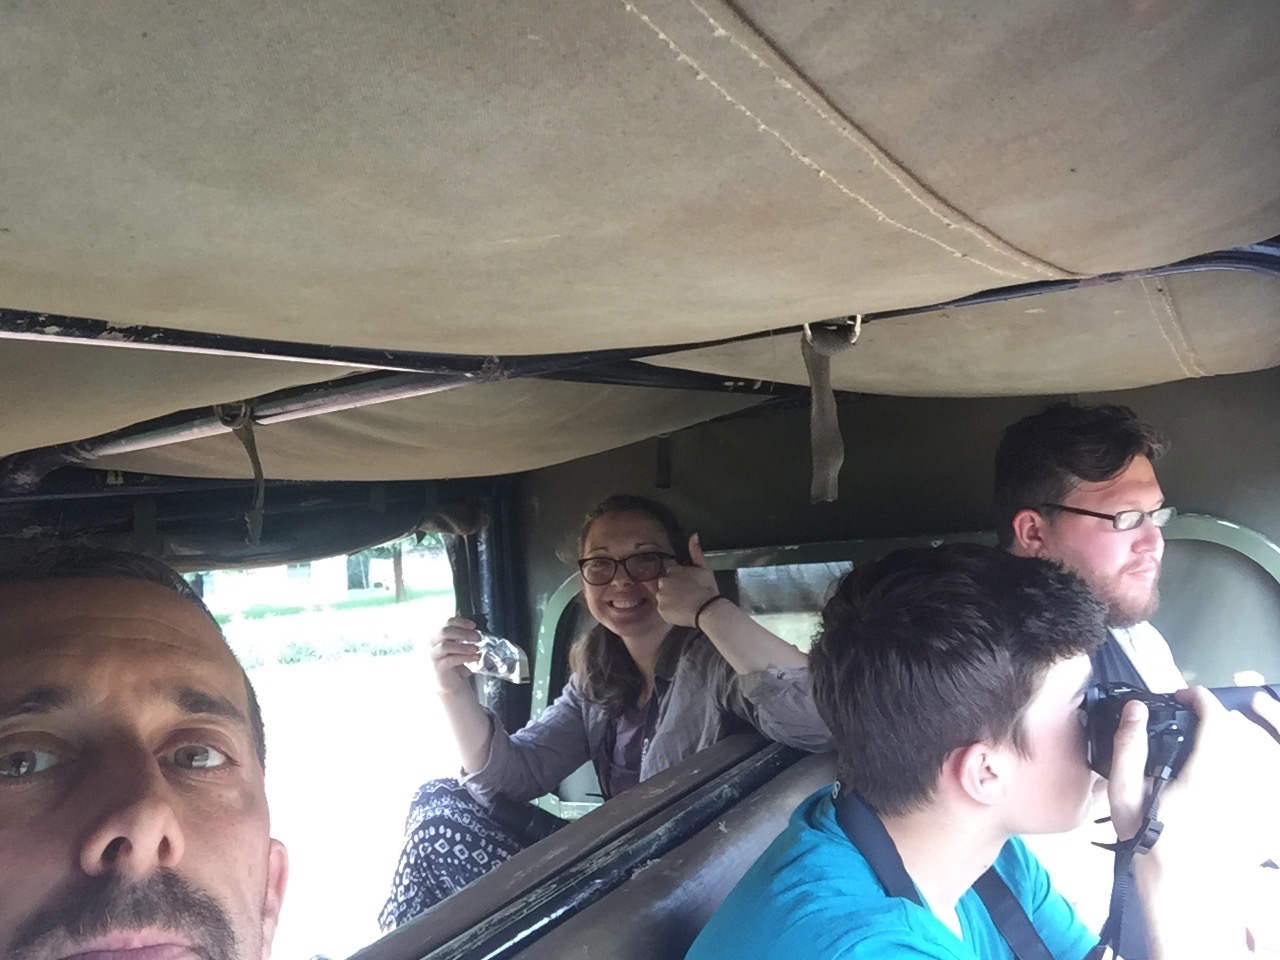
{"left": 735, "top": 561, "right": 852, "bottom": 652}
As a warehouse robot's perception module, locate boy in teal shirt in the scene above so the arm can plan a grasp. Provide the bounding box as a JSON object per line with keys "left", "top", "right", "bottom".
{"left": 687, "top": 545, "right": 1280, "bottom": 960}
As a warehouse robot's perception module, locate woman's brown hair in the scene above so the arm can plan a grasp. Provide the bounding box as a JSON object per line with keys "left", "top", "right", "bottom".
{"left": 569, "top": 495, "right": 691, "bottom": 718}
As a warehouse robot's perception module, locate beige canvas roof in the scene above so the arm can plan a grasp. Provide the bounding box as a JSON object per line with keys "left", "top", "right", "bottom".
{"left": 2, "top": 0, "right": 1278, "bottom": 480}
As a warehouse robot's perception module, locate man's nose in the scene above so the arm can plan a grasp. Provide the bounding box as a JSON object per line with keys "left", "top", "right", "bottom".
{"left": 79, "top": 756, "right": 185, "bottom": 881}
{"left": 1135, "top": 517, "right": 1164, "bottom": 553}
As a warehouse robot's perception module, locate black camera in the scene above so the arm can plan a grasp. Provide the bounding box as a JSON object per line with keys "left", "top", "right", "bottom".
{"left": 1084, "top": 682, "right": 1280, "bottom": 778}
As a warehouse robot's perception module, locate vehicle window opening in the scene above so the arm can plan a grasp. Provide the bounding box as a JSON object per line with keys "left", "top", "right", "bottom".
{"left": 195, "top": 534, "right": 457, "bottom": 960}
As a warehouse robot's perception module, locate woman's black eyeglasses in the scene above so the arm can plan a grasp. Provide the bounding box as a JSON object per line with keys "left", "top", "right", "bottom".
{"left": 577, "top": 552, "right": 678, "bottom": 585}
{"left": 1039, "top": 503, "right": 1176, "bottom": 531}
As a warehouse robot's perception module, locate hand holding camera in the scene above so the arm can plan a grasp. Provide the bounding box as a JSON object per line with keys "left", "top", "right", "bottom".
{"left": 1099, "top": 684, "right": 1280, "bottom": 869}
{"left": 1085, "top": 682, "right": 1280, "bottom": 779}
{"left": 1092, "top": 686, "right": 1280, "bottom": 959}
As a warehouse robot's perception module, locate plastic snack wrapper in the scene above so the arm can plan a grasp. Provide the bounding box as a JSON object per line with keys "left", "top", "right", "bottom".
{"left": 465, "top": 631, "right": 531, "bottom": 683}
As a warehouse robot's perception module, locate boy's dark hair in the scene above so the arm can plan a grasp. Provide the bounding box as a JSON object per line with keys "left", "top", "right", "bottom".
{"left": 0, "top": 543, "right": 268, "bottom": 767}
{"left": 570, "top": 494, "right": 692, "bottom": 719}
{"left": 994, "top": 403, "right": 1168, "bottom": 548}
{"left": 810, "top": 543, "right": 1105, "bottom": 816}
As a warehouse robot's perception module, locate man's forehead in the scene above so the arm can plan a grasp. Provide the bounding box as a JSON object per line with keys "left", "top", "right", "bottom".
{"left": 1068, "top": 455, "right": 1162, "bottom": 501}
{"left": 0, "top": 578, "right": 233, "bottom": 666}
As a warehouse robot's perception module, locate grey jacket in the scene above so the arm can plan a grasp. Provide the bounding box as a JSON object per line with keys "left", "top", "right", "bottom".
{"left": 460, "top": 628, "right": 833, "bottom": 807}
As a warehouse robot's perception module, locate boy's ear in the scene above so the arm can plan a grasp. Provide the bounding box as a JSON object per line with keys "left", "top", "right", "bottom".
{"left": 949, "top": 741, "right": 1011, "bottom": 807}
{"left": 1009, "top": 508, "right": 1050, "bottom": 557}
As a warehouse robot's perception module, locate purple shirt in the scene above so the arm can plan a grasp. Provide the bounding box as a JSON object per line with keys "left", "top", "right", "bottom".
{"left": 603, "top": 693, "right": 660, "bottom": 798}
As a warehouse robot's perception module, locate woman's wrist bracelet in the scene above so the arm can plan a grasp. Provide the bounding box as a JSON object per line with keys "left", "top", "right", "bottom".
{"left": 694, "top": 594, "right": 727, "bottom": 632}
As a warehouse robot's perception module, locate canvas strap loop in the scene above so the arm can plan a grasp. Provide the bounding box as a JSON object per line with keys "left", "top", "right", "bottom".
{"left": 801, "top": 318, "right": 859, "bottom": 503}
{"left": 217, "top": 402, "right": 267, "bottom": 546}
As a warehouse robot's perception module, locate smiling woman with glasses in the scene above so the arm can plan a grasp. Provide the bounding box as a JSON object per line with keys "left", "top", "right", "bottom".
{"left": 379, "top": 493, "right": 833, "bottom": 930}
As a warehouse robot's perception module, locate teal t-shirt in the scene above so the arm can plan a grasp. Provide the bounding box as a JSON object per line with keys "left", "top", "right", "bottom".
{"left": 686, "top": 788, "right": 1099, "bottom": 960}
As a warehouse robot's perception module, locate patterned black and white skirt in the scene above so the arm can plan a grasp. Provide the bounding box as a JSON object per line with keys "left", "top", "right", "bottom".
{"left": 378, "top": 778, "right": 527, "bottom": 931}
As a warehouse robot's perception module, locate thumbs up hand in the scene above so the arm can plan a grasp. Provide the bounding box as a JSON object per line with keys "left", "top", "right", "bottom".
{"left": 657, "top": 535, "right": 810, "bottom": 674}
{"left": 656, "top": 533, "right": 722, "bottom": 628}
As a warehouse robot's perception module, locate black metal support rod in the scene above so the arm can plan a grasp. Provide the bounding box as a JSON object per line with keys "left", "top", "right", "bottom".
{"left": 866, "top": 241, "right": 1280, "bottom": 322}
{"left": 536, "top": 359, "right": 806, "bottom": 397}
{"left": 0, "top": 305, "right": 803, "bottom": 378}
{"left": 0, "top": 476, "right": 260, "bottom": 505}
{"left": 0, "top": 305, "right": 813, "bottom": 376}
{"left": 252, "top": 371, "right": 471, "bottom": 425}
{"left": 260, "top": 362, "right": 803, "bottom": 424}
{"left": 0, "top": 370, "right": 487, "bottom": 493}
{"left": 0, "top": 360, "right": 802, "bottom": 494}
{"left": 80, "top": 411, "right": 245, "bottom": 459}
{"left": 3, "top": 243, "right": 1277, "bottom": 376}
{"left": 0, "top": 409, "right": 258, "bottom": 493}
{"left": 0, "top": 310, "right": 481, "bottom": 374}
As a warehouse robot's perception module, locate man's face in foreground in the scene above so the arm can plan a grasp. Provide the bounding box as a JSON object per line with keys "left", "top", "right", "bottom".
{"left": 1026, "top": 456, "right": 1166, "bottom": 627}
{"left": 0, "top": 579, "right": 287, "bottom": 960}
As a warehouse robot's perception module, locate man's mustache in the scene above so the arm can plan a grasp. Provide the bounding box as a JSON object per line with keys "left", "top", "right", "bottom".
{"left": 8, "top": 870, "right": 239, "bottom": 960}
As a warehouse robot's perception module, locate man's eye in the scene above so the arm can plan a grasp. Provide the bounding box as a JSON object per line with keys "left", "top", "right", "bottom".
{"left": 172, "top": 744, "right": 229, "bottom": 770}
{"left": 0, "top": 748, "right": 60, "bottom": 779}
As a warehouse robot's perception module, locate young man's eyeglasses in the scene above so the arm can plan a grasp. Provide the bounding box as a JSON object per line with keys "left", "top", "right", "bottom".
{"left": 1040, "top": 503, "right": 1177, "bottom": 531}
{"left": 577, "top": 552, "right": 678, "bottom": 586}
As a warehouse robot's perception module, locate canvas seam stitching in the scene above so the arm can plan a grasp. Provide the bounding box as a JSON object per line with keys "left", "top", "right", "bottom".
{"left": 1151, "top": 279, "right": 1208, "bottom": 377}
{"left": 684, "top": 0, "right": 1060, "bottom": 280}
{"left": 1140, "top": 278, "right": 1200, "bottom": 379}
{"left": 620, "top": 0, "right": 1029, "bottom": 282}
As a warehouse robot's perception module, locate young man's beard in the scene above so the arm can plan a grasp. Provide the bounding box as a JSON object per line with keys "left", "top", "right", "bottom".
{"left": 1101, "top": 578, "right": 1161, "bottom": 629}
{"left": 7, "top": 871, "right": 241, "bottom": 960}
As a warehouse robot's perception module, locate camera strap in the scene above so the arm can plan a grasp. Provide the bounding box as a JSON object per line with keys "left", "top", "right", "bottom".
{"left": 1089, "top": 776, "right": 1170, "bottom": 958}
{"left": 831, "top": 784, "right": 1055, "bottom": 960}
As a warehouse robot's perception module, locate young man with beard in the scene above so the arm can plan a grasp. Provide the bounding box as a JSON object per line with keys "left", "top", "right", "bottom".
{"left": 995, "top": 403, "right": 1182, "bottom": 694}
{"left": 0, "top": 547, "right": 288, "bottom": 960}
{"left": 685, "top": 545, "right": 1280, "bottom": 960}
{"left": 994, "top": 404, "right": 1263, "bottom": 957}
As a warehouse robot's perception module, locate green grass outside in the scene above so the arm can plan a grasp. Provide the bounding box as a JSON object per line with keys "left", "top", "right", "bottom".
{"left": 212, "top": 585, "right": 452, "bottom": 625}
{"left": 223, "top": 591, "right": 457, "bottom": 671}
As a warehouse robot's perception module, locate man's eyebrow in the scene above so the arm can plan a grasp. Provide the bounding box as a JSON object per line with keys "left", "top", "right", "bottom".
{"left": 170, "top": 686, "right": 249, "bottom": 728}
{"left": 0, "top": 685, "right": 76, "bottom": 723}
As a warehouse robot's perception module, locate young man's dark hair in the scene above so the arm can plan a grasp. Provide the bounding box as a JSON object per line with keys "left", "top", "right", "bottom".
{"left": 0, "top": 542, "right": 267, "bottom": 766}
{"left": 810, "top": 543, "right": 1106, "bottom": 815}
{"left": 994, "top": 403, "right": 1168, "bottom": 548}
